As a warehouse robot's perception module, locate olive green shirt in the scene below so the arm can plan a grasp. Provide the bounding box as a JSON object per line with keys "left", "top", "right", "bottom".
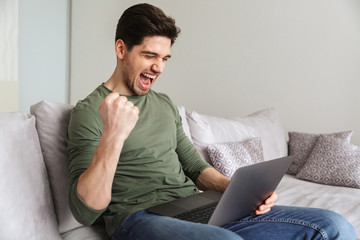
{"left": 67, "top": 84, "right": 210, "bottom": 236}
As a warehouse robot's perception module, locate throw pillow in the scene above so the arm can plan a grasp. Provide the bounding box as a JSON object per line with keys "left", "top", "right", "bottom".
{"left": 296, "top": 135, "right": 360, "bottom": 189}
{"left": 30, "top": 101, "right": 78, "bottom": 234}
{"left": 287, "top": 131, "right": 353, "bottom": 175}
{"left": 207, "top": 138, "right": 264, "bottom": 178}
{"left": 30, "top": 101, "right": 109, "bottom": 239}
{"left": 232, "top": 108, "right": 288, "bottom": 161}
{"left": 0, "top": 112, "right": 61, "bottom": 240}
{"left": 186, "top": 108, "right": 287, "bottom": 164}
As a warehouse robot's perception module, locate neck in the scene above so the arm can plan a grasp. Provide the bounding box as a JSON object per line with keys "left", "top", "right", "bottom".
{"left": 104, "top": 66, "right": 129, "bottom": 95}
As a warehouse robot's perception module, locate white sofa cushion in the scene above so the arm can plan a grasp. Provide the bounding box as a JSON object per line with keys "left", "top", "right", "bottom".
{"left": 277, "top": 174, "right": 360, "bottom": 238}
{"left": 30, "top": 101, "right": 108, "bottom": 239}
{"left": 0, "top": 112, "right": 61, "bottom": 240}
{"left": 186, "top": 108, "right": 288, "bottom": 164}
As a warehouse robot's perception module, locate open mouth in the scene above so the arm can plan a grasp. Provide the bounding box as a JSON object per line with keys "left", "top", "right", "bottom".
{"left": 140, "top": 73, "right": 156, "bottom": 88}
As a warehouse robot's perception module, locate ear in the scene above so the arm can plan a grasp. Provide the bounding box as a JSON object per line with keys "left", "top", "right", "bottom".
{"left": 115, "top": 39, "right": 126, "bottom": 60}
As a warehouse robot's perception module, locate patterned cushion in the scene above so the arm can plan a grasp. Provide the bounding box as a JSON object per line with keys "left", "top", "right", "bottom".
{"left": 207, "top": 138, "right": 264, "bottom": 178}
{"left": 287, "top": 131, "right": 353, "bottom": 175}
{"left": 296, "top": 135, "right": 360, "bottom": 189}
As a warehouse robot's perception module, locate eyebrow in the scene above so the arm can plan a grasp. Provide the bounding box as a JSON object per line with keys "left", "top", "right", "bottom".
{"left": 140, "top": 50, "right": 172, "bottom": 59}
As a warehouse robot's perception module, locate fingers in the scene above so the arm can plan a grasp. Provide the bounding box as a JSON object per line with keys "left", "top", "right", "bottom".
{"left": 116, "top": 97, "right": 139, "bottom": 116}
{"left": 104, "top": 93, "right": 139, "bottom": 118}
{"left": 103, "top": 93, "right": 127, "bottom": 106}
{"left": 103, "top": 92, "right": 130, "bottom": 103}
{"left": 255, "top": 192, "right": 278, "bottom": 215}
{"left": 100, "top": 93, "right": 138, "bottom": 115}
{"left": 132, "top": 105, "right": 139, "bottom": 115}
{"left": 265, "top": 192, "right": 278, "bottom": 205}
{"left": 255, "top": 206, "right": 272, "bottom": 215}
{"left": 114, "top": 95, "right": 133, "bottom": 109}
{"left": 255, "top": 203, "right": 273, "bottom": 215}
{"left": 98, "top": 93, "right": 139, "bottom": 141}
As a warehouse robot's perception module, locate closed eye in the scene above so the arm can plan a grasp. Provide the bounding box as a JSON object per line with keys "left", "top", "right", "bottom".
{"left": 141, "top": 51, "right": 171, "bottom": 62}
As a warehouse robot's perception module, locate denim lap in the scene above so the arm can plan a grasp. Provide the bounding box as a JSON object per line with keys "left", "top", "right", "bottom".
{"left": 223, "top": 205, "right": 356, "bottom": 240}
{"left": 113, "top": 205, "right": 356, "bottom": 240}
{"left": 112, "top": 209, "right": 242, "bottom": 240}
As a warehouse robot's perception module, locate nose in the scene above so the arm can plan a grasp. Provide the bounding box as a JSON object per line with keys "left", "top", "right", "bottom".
{"left": 151, "top": 59, "right": 165, "bottom": 74}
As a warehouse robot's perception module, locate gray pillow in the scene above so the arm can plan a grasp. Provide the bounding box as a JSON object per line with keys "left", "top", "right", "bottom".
{"left": 0, "top": 112, "right": 61, "bottom": 239}
{"left": 30, "top": 101, "right": 109, "bottom": 239}
{"left": 287, "top": 131, "right": 353, "bottom": 175}
{"left": 207, "top": 138, "right": 264, "bottom": 178}
{"left": 296, "top": 135, "right": 360, "bottom": 189}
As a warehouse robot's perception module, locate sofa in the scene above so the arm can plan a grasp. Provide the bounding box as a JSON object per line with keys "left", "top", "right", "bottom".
{"left": 0, "top": 100, "right": 359, "bottom": 240}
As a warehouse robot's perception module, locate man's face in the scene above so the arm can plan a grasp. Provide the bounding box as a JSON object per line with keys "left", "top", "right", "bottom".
{"left": 121, "top": 36, "right": 172, "bottom": 96}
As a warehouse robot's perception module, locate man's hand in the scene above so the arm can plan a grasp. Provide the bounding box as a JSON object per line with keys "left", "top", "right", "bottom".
{"left": 255, "top": 192, "right": 278, "bottom": 215}
{"left": 98, "top": 92, "right": 139, "bottom": 142}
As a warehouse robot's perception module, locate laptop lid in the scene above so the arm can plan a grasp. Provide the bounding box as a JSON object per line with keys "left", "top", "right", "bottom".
{"left": 208, "top": 155, "right": 294, "bottom": 226}
{"left": 148, "top": 155, "right": 294, "bottom": 226}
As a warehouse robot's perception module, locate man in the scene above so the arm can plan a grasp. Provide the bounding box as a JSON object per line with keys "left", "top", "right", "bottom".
{"left": 67, "top": 3, "right": 356, "bottom": 240}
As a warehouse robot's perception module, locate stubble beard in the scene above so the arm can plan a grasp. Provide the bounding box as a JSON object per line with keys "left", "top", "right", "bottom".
{"left": 122, "top": 61, "right": 148, "bottom": 96}
{"left": 125, "top": 76, "right": 150, "bottom": 96}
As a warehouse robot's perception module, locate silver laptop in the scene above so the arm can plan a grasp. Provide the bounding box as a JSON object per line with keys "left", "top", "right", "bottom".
{"left": 148, "top": 155, "right": 294, "bottom": 227}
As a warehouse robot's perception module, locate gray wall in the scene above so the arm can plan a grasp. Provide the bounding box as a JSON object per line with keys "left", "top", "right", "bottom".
{"left": 18, "top": 0, "right": 69, "bottom": 112}
{"left": 70, "top": 0, "right": 360, "bottom": 145}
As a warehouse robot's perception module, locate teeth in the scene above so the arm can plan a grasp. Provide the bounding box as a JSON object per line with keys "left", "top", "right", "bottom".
{"left": 142, "top": 73, "right": 156, "bottom": 79}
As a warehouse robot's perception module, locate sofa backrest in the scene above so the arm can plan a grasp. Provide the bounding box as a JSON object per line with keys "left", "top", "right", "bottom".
{"left": 27, "top": 100, "right": 288, "bottom": 239}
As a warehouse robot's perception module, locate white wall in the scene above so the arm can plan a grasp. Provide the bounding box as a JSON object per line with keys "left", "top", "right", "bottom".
{"left": 70, "top": 0, "right": 360, "bottom": 145}
{"left": 18, "top": 0, "right": 69, "bottom": 112}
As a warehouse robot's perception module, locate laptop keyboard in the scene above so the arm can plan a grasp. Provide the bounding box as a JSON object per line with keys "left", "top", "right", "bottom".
{"left": 173, "top": 203, "right": 217, "bottom": 224}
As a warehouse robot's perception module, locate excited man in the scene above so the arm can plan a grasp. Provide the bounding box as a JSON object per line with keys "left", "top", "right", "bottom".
{"left": 67, "top": 3, "right": 356, "bottom": 240}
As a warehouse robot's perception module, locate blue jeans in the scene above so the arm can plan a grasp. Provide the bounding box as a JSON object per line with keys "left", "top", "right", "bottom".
{"left": 112, "top": 205, "right": 356, "bottom": 240}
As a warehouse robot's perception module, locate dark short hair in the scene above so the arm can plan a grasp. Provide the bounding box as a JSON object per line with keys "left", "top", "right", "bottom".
{"left": 115, "top": 3, "right": 181, "bottom": 50}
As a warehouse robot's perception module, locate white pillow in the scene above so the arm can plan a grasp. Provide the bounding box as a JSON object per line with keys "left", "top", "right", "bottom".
{"left": 186, "top": 108, "right": 287, "bottom": 163}
{"left": 0, "top": 112, "right": 61, "bottom": 240}
{"left": 231, "top": 108, "right": 288, "bottom": 161}
{"left": 177, "top": 106, "right": 193, "bottom": 143}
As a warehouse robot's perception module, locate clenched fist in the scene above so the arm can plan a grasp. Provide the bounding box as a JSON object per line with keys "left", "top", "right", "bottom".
{"left": 98, "top": 92, "right": 139, "bottom": 142}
